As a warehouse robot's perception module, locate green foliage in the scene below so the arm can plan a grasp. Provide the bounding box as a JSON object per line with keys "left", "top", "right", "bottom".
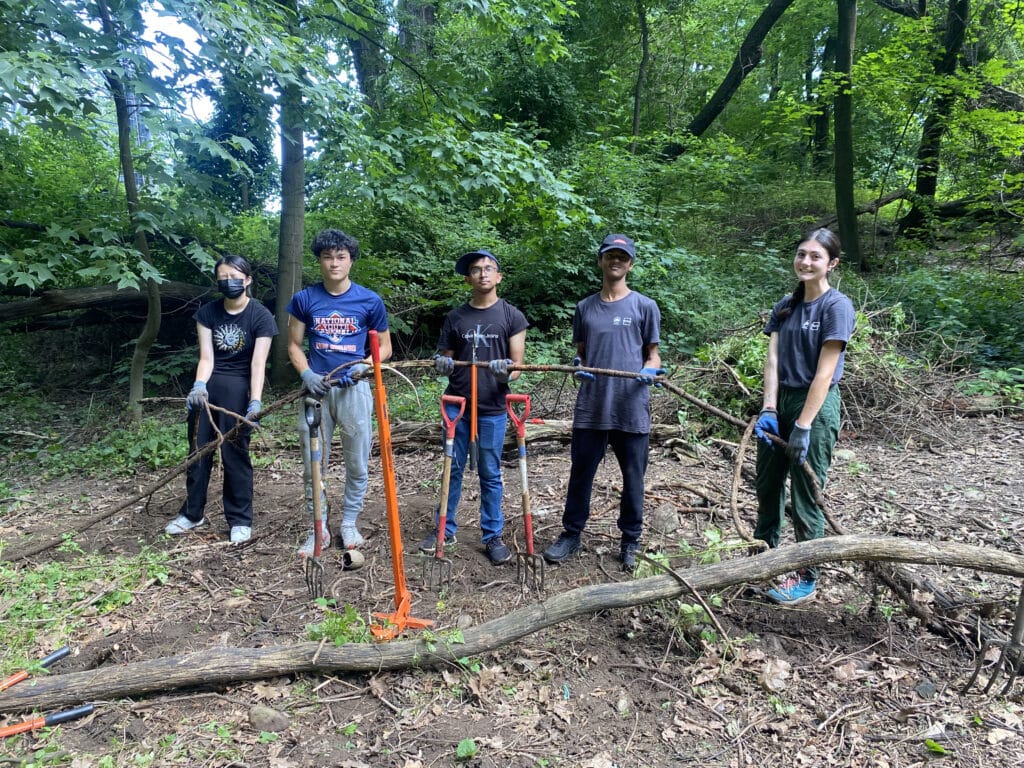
{"left": 0, "top": 546, "right": 169, "bottom": 670}
{"left": 305, "top": 602, "right": 372, "bottom": 645}
{"left": 960, "top": 367, "right": 1024, "bottom": 406}
{"left": 455, "top": 738, "right": 479, "bottom": 761}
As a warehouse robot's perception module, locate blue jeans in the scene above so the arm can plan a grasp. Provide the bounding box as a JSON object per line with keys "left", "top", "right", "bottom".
{"left": 562, "top": 428, "right": 649, "bottom": 544}
{"left": 298, "top": 381, "right": 373, "bottom": 528}
{"left": 436, "top": 406, "right": 507, "bottom": 543}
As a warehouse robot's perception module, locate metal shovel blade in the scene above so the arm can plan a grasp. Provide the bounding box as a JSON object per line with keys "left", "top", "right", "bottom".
{"left": 517, "top": 552, "right": 545, "bottom": 592}
{"left": 305, "top": 555, "right": 325, "bottom": 600}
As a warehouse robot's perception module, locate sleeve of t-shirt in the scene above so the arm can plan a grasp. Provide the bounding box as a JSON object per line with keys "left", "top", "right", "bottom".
{"left": 822, "top": 294, "right": 856, "bottom": 346}
{"left": 285, "top": 289, "right": 308, "bottom": 324}
{"left": 193, "top": 301, "right": 216, "bottom": 329}
{"left": 508, "top": 304, "right": 529, "bottom": 337}
{"left": 763, "top": 296, "right": 787, "bottom": 335}
{"left": 253, "top": 305, "right": 279, "bottom": 338}
{"left": 571, "top": 302, "right": 585, "bottom": 347}
{"left": 643, "top": 298, "right": 661, "bottom": 346}
{"left": 368, "top": 294, "right": 388, "bottom": 332}
{"left": 437, "top": 312, "right": 457, "bottom": 352}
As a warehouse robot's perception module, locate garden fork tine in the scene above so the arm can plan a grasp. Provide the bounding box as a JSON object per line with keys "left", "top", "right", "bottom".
{"left": 506, "top": 394, "right": 544, "bottom": 592}
{"left": 962, "top": 583, "right": 1024, "bottom": 696}
{"left": 423, "top": 395, "right": 465, "bottom": 593}
{"left": 303, "top": 397, "right": 326, "bottom": 599}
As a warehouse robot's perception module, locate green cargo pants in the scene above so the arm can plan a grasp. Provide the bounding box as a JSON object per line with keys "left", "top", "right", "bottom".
{"left": 754, "top": 385, "right": 841, "bottom": 581}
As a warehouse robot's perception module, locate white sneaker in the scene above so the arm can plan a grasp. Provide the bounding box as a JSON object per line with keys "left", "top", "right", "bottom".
{"left": 341, "top": 525, "right": 365, "bottom": 550}
{"left": 230, "top": 526, "right": 252, "bottom": 544}
{"left": 165, "top": 515, "right": 207, "bottom": 535}
{"left": 298, "top": 524, "right": 331, "bottom": 556}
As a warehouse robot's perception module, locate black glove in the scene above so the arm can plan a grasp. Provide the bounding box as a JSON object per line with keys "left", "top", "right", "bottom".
{"left": 786, "top": 423, "right": 811, "bottom": 465}
{"left": 245, "top": 399, "right": 261, "bottom": 423}
{"left": 489, "top": 358, "right": 512, "bottom": 384}
{"left": 571, "top": 356, "right": 595, "bottom": 382}
{"left": 636, "top": 367, "right": 666, "bottom": 387}
{"left": 300, "top": 369, "right": 330, "bottom": 397}
{"left": 186, "top": 380, "right": 208, "bottom": 411}
{"left": 433, "top": 354, "right": 455, "bottom": 377}
{"left": 337, "top": 363, "right": 369, "bottom": 388}
{"left": 754, "top": 408, "right": 779, "bottom": 449}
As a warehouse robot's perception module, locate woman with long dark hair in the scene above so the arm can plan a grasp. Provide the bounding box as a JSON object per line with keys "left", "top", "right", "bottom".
{"left": 753, "top": 228, "right": 856, "bottom": 604}
{"left": 165, "top": 254, "right": 278, "bottom": 544}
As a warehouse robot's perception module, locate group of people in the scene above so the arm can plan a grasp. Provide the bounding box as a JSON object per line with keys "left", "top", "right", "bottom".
{"left": 165, "top": 226, "right": 855, "bottom": 606}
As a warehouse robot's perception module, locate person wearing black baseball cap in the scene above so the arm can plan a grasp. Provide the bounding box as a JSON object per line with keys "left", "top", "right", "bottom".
{"left": 422, "top": 249, "right": 529, "bottom": 565}
{"left": 543, "top": 234, "right": 664, "bottom": 571}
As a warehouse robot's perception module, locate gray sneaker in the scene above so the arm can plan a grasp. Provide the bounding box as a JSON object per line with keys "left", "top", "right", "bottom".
{"left": 485, "top": 537, "right": 512, "bottom": 565}
{"left": 165, "top": 515, "right": 207, "bottom": 535}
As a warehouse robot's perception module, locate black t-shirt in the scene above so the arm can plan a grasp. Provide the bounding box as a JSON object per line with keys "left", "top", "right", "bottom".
{"left": 438, "top": 298, "right": 529, "bottom": 415}
{"left": 195, "top": 299, "right": 279, "bottom": 378}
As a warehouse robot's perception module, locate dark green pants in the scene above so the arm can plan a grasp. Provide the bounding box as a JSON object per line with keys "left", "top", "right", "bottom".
{"left": 754, "top": 386, "right": 840, "bottom": 581}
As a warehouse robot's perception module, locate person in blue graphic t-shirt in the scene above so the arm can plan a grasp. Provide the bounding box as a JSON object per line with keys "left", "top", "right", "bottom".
{"left": 287, "top": 229, "right": 391, "bottom": 556}
{"left": 542, "top": 234, "right": 664, "bottom": 572}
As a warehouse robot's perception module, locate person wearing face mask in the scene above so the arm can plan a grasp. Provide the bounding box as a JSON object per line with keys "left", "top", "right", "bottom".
{"left": 165, "top": 254, "right": 278, "bottom": 544}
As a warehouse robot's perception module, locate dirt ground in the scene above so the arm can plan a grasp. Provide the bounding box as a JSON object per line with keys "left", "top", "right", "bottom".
{"left": 2, "top": 396, "right": 1024, "bottom": 767}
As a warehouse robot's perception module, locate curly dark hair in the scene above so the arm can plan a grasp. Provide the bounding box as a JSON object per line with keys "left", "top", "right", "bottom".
{"left": 311, "top": 229, "right": 360, "bottom": 261}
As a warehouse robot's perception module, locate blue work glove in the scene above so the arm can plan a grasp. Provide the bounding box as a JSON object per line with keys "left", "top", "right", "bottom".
{"left": 186, "top": 380, "right": 208, "bottom": 411}
{"left": 636, "top": 367, "right": 666, "bottom": 386}
{"left": 571, "top": 356, "right": 595, "bottom": 382}
{"left": 433, "top": 354, "right": 455, "bottom": 377}
{"left": 786, "top": 423, "right": 812, "bottom": 465}
{"left": 489, "top": 358, "right": 512, "bottom": 384}
{"left": 245, "top": 399, "right": 261, "bottom": 423}
{"left": 754, "top": 408, "right": 779, "bottom": 449}
{"left": 336, "top": 363, "right": 369, "bottom": 388}
{"left": 300, "top": 368, "right": 330, "bottom": 397}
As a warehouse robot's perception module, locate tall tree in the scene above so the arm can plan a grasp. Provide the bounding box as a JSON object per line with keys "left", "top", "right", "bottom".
{"left": 834, "top": 0, "right": 862, "bottom": 268}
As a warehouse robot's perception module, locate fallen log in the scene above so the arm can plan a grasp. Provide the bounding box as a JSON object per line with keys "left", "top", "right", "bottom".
{"left": 0, "top": 281, "right": 214, "bottom": 323}
{"left": 2, "top": 535, "right": 1022, "bottom": 713}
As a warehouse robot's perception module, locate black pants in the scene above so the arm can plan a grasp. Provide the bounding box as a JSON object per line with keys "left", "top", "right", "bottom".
{"left": 179, "top": 373, "right": 253, "bottom": 527}
{"left": 561, "top": 428, "right": 649, "bottom": 544}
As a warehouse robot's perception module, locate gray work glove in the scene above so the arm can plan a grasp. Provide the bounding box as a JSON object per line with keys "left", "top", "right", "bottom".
{"left": 571, "top": 356, "right": 595, "bottom": 382}
{"left": 754, "top": 408, "right": 779, "bottom": 449}
{"left": 245, "top": 399, "right": 261, "bottom": 423}
{"left": 300, "top": 369, "right": 330, "bottom": 397}
{"left": 786, "top": 423, "right": 812, "bottom": 465}
{"left": 186, "top": 380, "right": 208, "bottom": 411}
{"left": 433, "top": 354, "right": 455, "bottom": 377}
{"left": 337, "top": 363, "right": 369, "bottom": 388}
{"left": 489, "top": 358, "right": 512, "bottom": 384}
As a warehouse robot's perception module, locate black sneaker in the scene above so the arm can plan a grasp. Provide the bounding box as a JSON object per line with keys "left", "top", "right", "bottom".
{"left": 418, "top": 531, "right": 457, "bottom": 553}
{"left": 485, "top": 537, "right": 512, "bottom": 565}
{"left": 619, "top": 541, "right": 639, "bottom": 571}
{"left": 543, "top": 531, "right": 581, "bottom": 563}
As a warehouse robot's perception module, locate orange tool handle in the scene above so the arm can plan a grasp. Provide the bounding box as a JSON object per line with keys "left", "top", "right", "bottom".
{"left": 0, "top": 704, "right": 94, "bottom": 739}
{"left": 505, "top": 394, "right": 531, "bottom": 439}
{"left": 0, "top": 646, "right": 71, "bottom": 692}
{"left": 441, "top": 395, "right": 467, "bottom": 441}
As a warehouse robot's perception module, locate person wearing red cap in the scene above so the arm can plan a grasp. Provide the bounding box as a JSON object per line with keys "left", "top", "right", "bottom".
{"left": 543, "top": 234, "right": 664, "bottom": 571}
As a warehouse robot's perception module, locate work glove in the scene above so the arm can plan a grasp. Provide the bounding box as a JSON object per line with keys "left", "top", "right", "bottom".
{"left": 245, "top": 399, "right": 261, "bottom": 424}
{"left": 300, "top": 368, "right": 330, "bottom": 397}
{"left": 336, "top": 363, "right": 369, "bottom": 388}
{"left": 786, "top": 423, "right": 812, "bottom": 465}
{"left": 489, "top": 358, "right": 513, "bottom": 384}
{"left": 754, "top": 408, "right": 779, "bottom": 449}
{"left": 186, "top": 380, "right": 208, "bottom": 411}
{"left": 636, "top": 367, "right": 666, "bottom": 387}
{"left": 571, "top": 356, "right": 595, "bottom": 382}
{"left": 433, "top": 354, "right": 455, "bottom": 377}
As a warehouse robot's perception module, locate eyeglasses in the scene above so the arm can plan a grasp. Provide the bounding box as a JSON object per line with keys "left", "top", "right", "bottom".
{"left": 468, "top": 266, "right": 498, "bottom": 276}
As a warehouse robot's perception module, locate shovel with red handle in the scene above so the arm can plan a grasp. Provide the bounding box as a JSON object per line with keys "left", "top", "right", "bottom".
{"left": 423, "top": 394, "right": 466, "bottom": 593}
{"left": 506, "top": 394, "right": 544, "bottom": 592}
{"left": 0, "top": 646, "right": 94, "bottom": 740}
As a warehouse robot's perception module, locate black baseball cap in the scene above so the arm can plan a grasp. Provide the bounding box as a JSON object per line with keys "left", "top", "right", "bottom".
{"left": 598, "top": 234, "right": 636, "bottom": 260}
{"left": 455, "top": 249, "right": 501, "bottom": 275}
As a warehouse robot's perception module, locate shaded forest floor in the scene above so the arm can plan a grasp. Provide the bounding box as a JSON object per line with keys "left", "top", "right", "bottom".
{"left": 2, "top": 394, "right": 1024, "bottom": 767}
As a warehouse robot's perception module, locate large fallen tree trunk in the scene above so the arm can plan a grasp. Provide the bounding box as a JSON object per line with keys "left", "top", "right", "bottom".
{"left": 0, "top": 281, "right": 213, "bottom": 323}
{"left": 2, "top": 535, "right": 1022, "bottom": 713}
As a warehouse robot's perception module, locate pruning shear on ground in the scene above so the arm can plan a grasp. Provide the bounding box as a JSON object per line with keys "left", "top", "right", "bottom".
{"left": 0, "top": 646, "right": 94, "bottom": 739}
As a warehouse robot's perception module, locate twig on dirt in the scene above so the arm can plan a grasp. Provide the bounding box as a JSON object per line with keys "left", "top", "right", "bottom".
{"left": 731, "top": 417, "right": 757, "bottom": 543}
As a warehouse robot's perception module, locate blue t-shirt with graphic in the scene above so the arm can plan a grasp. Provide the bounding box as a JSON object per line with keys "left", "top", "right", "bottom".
{"left": 286, "top": 282, "right": 388, "bottom": 374}
{"left": 764, "top": 288, "right": 856, "bottom": 389}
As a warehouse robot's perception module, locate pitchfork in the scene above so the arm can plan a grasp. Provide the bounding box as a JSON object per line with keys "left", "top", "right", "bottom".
{"left": 506, "top": 394, "right": 544, "bottom": 592}
{"left": 962, "top": 583, "right": 1024, "bottom": 696}
{"left": 423, "top": 394, "right": 466, "bottom": 593}
{"left": 303, "top": 397, "right": 326, "bottom": 599}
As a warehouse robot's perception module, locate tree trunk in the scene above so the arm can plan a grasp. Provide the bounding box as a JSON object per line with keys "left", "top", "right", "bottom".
{"left": 3, "top": 535, "right": 1022, "bottom": 712}
{"left": 810, "top": 33, "right": 836, "bottom": 172}
{"left": 630, "top": 0, "right": 651, "bottom": 152}
{"left": 0, "top": 281, "right": 210, "bottom": 323}
{"left": 272, "top": 1, "right": 306, "bottom": 388}
{"left": 97, "top": 0, "right": 160, "bottom": 423}
{"left": 834, "top": 0, "right": 862, "bottom": 269}
{"left": 898, "top": 0, "right": 971, "bottom": 235}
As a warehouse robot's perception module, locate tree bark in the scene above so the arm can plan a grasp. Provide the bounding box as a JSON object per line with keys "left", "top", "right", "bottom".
{"left": 2, "top": 535, "right": 1022, "bottom": 713}
{"left": 630, "top": 0, "right": 651, "bottom": 152}
{"left": 0, "top": 282, "right": 211, "bottom": 323}
{"left": 834, "top": 0, "right": 862, "bottom": 269}
{"left": 272, "top": 0, "right": 306, "bottom": 388}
